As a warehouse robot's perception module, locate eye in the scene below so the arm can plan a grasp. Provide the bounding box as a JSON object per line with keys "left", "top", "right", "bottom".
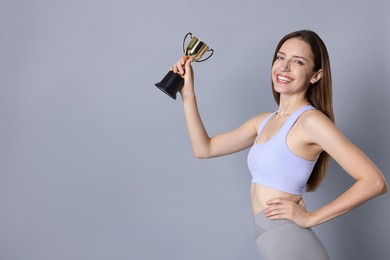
{"left": 276, "top": 55, "right": 284, "bottom": 60}
{"left": 294, "top": 59, "right": 305, "bottom": 65}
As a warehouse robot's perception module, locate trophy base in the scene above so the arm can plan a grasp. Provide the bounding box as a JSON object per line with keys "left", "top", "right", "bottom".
{"left": 155, "top": 71, "right": 184, "bottom": 100}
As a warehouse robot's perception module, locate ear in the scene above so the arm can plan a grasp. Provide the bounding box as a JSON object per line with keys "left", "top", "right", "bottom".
{"left": 310, "top": 69, "right": 323, "bottom": 84}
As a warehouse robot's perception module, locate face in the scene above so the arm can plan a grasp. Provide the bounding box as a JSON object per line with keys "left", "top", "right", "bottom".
{"left": 272, "top": 37, "right": 322, "bottom": 96}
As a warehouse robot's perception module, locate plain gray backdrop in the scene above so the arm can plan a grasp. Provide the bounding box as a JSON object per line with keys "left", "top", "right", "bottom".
{"left": 1, "top": 0, "right": 389, "bottom": 259}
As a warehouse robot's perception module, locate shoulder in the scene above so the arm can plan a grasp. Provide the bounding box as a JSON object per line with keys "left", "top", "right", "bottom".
{"left": 250, "top": 111, "right": 275, "bottom": 130}
{"left": 298, "top": 108, "right": 334, "bottom": 130}
{"left": 298, "top": 109, "right": 343, "bottom": 147}
{"left": 254, "top": 111, "right": 275, "bottom": 121}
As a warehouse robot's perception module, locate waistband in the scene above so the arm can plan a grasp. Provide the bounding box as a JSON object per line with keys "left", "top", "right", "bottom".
{"left": 254, "top": 210, "right": 293, "bottom": 239}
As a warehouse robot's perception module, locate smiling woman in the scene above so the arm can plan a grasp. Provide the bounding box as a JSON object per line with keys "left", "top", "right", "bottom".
{"left": 272, "top": 38, "right": 323, "bottom": 97}
{"left": 169, "top": 30, "right": 387, "bottom": 259}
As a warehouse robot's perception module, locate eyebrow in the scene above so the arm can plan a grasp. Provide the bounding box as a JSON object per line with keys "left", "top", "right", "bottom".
{"left": 277, "top": 51, "right": 309, "bottom": 62}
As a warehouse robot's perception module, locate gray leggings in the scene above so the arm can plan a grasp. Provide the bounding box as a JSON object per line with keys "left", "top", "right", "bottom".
{"left": 254, "top": 211, "right": 329, "bottom": 260}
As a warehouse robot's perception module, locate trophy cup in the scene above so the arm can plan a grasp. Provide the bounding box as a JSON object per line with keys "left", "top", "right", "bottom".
{"left": 155, "top": 32, "right": 214, "bottom": 100}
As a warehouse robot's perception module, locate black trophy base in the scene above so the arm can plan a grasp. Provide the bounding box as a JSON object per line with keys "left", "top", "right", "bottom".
{"left": 155, "top": 71, "right": 184, "bottom": 100}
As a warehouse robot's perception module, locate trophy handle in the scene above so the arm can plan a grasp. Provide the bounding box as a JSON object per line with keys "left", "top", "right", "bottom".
{"left": 183, "top": 32, "right": 192, "bottom": 53}
{"left": 196, "top": 48, "right": 214, "bottom": 62}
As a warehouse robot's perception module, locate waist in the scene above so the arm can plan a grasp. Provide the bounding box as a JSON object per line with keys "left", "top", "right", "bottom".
{"left": 250, "top": 183, "right": 302, "bottom": 216}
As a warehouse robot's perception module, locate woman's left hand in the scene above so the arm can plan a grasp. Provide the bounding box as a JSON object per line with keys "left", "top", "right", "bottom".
{"left": 263, "top": 198, "right": 313, "bottom": 228}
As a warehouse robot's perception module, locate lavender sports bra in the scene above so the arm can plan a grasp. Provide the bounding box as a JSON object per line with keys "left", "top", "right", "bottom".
{"left": 247, "top": 105, "right": 317, "bottom": 195}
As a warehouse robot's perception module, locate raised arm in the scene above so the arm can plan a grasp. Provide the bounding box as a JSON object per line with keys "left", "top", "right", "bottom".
{"left": 170, "top": 56, "right": 263, "bottom": 158}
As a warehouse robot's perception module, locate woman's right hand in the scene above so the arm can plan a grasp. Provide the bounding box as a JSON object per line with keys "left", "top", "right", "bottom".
{"left": 170, "top": 56, "right": 194, "bottom": 99}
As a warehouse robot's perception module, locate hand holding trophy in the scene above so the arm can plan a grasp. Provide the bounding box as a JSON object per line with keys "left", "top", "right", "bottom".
{"left": 155, "top": 32, "right": 214, "bottom": 100}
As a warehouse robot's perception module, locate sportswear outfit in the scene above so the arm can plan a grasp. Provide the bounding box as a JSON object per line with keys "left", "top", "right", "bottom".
{"left": 247, "top": 105, "right": 329, "bottom": 259}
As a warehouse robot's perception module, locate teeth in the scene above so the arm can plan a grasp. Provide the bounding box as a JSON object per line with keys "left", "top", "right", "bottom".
{"left": 277, "top": 75, "right": 292, "bottom": 82}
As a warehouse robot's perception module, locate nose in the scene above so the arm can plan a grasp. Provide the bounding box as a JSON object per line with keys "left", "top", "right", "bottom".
{"left": 279, "top": 59, "right": 290, "bottom": 72}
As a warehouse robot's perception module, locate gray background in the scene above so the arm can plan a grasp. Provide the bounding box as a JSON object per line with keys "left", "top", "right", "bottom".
{"left": 1, "top": 0, "right": 389, "bottom": 259}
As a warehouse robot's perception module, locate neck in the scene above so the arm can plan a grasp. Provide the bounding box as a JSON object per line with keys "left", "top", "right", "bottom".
{"left": 277, "top": 96, "right": 310, "bottom": 116}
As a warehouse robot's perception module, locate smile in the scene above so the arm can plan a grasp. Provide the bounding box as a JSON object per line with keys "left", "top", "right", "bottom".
{"left": 277, "top": 74, "right": 293, "bottom": 83}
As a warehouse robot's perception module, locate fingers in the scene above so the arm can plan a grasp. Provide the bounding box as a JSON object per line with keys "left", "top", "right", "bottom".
{"left": 298, "top": 198, "right": 306, "bottom": 209}
{"left": 264, "top": 206, "right": 286, "bottom": 217}
{"left": 184, "top": 56, "right": 193, "bottom": 65}
{"left": 263, "top": 197, "right": 300, "bottom": 218}
{"left": 170, "top": 56, "right": 193, "bottom": 76}
{"left": 263, "top": 203, "right": 290, "bottom": 217}
{"left": 263, "top": 197, "right": 312, "bottom": 227}
{"left": 264, "top": 210, "right": 287, "bottom": 220}
{"left": 176, "top": 59, "right": 185, "bottom": 75}
{"left": 266, "top": 197, "right": 289, "bottom": 206}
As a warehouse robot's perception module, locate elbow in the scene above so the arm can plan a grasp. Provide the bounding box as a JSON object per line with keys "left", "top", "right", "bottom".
{"left": 370, "top": 177, "right": 387, "bottom": 197}
{"left": 378, "top": 178, "right": 388, "bottom": 195}
{"left": 192, "top": 148, "right": 211, "bottom": 159}
{"left": 193, "top": 151, "right": 210, "bottom": 159}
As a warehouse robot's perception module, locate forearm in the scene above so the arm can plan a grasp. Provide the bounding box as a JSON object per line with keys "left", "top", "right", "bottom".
{"left": 308, "top": 177, "right": 387, "bottom": 227}
{"left": 182, "top": 92, "right": 211, "bottom": 158}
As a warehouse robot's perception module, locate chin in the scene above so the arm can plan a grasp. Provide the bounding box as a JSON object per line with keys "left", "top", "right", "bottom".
{"left": 273, "top": 85, "right": 286, "bottom": 94}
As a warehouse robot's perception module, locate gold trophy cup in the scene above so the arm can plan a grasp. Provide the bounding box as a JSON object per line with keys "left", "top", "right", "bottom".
{"left": 155, "top": 32, "right": 214, "bottom": 100}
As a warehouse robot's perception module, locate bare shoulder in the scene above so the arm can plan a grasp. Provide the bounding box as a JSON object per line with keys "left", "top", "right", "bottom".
{"left": 250, "top": 111, "right": 274, "bottom": 131}
{"left": 298, "top": 109, "right": 346, "bottom": 150}
{"left": 299, "top": 109, "right": 334, "bottom": 129}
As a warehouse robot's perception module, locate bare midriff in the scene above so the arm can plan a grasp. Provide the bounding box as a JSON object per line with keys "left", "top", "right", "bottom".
{"left": 250, "top": 183, "right": 302, "bottom": 216}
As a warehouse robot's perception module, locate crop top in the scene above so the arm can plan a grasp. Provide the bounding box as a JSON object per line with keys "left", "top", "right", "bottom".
{"left": 247, "top": 105, "right": 317, "bottom": 195}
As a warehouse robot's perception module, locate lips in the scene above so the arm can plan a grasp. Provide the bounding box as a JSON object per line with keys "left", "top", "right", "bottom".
{"left": 276, "top": 74, "right": 293, "bottom": 83}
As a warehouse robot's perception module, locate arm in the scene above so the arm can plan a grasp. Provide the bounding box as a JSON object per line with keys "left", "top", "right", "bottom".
{"left": 171, "top": 56, "right": 262, "bottom": 158}
{"left": 305, "top": 111, "right": 387, "bottom": 226}
{"left": 265, "top": 110, "right": 387, "bottom": 227}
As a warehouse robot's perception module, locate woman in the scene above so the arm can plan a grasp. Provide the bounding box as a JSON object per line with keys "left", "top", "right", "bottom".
{"left": 170, "top": 30, "right": 387, "bottom": 259}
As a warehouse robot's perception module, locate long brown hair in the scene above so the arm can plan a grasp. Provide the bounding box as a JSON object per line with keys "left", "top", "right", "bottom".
{"left": 271, "top": 30, "right": 334, "bottom": 192}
